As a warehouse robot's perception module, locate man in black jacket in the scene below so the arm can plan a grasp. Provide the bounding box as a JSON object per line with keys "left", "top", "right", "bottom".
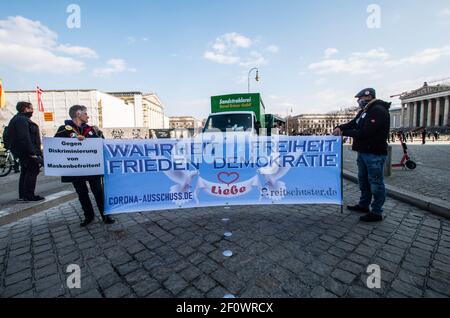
{"left": 55, "top": 105, "right": 115, "bottom": 227}
{"left": 7, "top": 102, "right": 44, "bottom": 201}
{"left": 333, "top": 88, "right": 391, "bottom": 222}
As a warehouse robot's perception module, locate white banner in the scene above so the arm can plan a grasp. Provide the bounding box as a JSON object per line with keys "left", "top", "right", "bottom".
{"left": 43, "top": 137, "right": 104, "bottom": 176}
{"left": 103, "top": 136, "right": 343, "bottom": 214}
{"left": 194, "top": 175, "right": 261, "bottom": 201}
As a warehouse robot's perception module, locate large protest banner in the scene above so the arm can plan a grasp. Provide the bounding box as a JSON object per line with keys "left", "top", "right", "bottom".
{"left": 43, "top": 137, "right": 104, "bottom": 176}
{"left": 103, "top": 135, "right": 342, "bottom": 215}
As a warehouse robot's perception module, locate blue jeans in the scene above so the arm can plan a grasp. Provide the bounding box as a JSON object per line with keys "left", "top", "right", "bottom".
{"left": 357, "top": 152, "right": 387, "bottom": 215}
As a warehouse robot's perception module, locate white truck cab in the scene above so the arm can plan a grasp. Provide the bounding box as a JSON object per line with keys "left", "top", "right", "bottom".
{"left": 202, "top": 111, "right": 257, "bottom": 136}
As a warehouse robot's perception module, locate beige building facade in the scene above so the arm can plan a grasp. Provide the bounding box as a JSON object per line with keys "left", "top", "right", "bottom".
{"left": 398, "top": 82, "right": 450, "bottom": 129}
{"left": 1, "top": 89, "right": 169, "bottom": 136}
{"left": 291, "top": 108, "right": 359, "bottom": 135}
{"left": 109, "top": 92, "right": 168, "bottom": 129}
{"left": 169, "top": 116, "right": 203, "bottom": 129}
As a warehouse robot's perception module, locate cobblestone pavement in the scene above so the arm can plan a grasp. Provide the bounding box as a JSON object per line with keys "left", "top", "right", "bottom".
{"left": 344, "top": 143, "right": 450, "bottom": 202}
{"left": 1, "top": 181, "right": 450, "bottom": 298}
{"left": 0, "top": 172, "right": 72, "bottom": 208}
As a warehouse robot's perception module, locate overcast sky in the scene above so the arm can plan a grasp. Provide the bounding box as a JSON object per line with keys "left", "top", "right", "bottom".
{"left": 1, "top": 0, "right": 450, "bottom": 119}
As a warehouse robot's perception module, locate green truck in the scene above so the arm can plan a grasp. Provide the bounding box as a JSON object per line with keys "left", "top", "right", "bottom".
{"left": 264, "top": 114, "right": 286, "bottom": 136}
{"left": 203, "top": 93, "right": 267, "bottom": 135}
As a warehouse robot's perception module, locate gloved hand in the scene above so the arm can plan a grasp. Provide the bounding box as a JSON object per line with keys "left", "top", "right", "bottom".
{"left": 34, "top": 155, "right": 44, "bottom": 167}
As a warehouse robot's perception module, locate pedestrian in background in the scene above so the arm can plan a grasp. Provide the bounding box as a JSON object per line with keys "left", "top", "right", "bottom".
{"left": 6, "top": 102, "right": 45, "bottom": 201}
{"left": 55, "top": 105, "right": 115, "bottom": 227}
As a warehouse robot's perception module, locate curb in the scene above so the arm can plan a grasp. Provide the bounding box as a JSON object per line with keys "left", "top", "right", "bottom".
{"left": 343, "top": 169, "right": 450, "bottom": 219}
{"left": 0, "top": 191, "right": 78, "bottom": 226}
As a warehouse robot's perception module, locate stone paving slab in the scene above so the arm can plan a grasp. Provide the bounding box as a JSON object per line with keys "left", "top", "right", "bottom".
{"left": 343, "top": 144, "right": 450, "bottom": 203}
{"left": 343, "top": 170, "right": 450, "bottom": 219}
{"left": 0, "top": 191, "right": 77, "bottom": 226}
{"left": 1, "top": 181, "right": 450, "bottom": 298}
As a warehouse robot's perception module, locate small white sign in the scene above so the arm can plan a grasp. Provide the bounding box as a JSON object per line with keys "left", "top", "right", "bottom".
{"left": 43, "top": 137, "right": 104, "bottom": 176}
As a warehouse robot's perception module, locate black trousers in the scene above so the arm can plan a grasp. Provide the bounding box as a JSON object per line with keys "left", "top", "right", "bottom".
{"left": 72, "top": 178, "right": 104, "bottom": 219}
{"left": 18, "top": 156, "right": 40, "bottom": 199}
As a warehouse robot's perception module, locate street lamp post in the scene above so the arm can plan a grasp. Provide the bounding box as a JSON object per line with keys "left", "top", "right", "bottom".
{"left": 248, "top": 67, "right": 259, "bottom": 93}
{"left": 286, "top": 107, "right": 293, "bottom": 136}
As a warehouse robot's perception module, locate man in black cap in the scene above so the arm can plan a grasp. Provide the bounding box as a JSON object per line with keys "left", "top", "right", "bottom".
{"left": 333, "top": 88, "right": 391, "bottom": 222}
{"left": 7, "top": 102, "right": 45, "bottom": 202}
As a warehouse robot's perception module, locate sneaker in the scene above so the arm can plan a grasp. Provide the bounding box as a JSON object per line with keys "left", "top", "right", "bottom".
{"left": 102, "top": 216, "right": 116, "bottom": 225}
{"left": 360, "top": 213, "right": 383, "bottom": 222}
{"left": 23, "top": 195, "right": 45, "bottom": 202}
{"left": 347, "top": 204, "right": 370, "bottom": 213}
{"left": 80, "top": 218, "right": 94, "bottom": 227}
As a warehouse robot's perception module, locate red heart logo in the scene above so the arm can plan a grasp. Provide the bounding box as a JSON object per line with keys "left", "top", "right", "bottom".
{"left": 217, "top": 172, "right": 240, "bottom": 185}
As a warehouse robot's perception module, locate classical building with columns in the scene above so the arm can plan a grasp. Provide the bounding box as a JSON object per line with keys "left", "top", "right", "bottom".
{"left": 397, "top": 82, "right": 450, "bottom": 129}
{"left": 291, "top": 107, "right": 359, "bottom": 135}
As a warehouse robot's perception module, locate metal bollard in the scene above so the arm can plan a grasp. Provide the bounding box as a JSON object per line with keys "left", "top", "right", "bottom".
{"left": 384, "top": 145, "right": 392, "bottom": 177}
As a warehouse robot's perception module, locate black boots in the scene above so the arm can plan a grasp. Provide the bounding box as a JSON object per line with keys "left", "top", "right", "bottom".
{"left": 80, "top": 216, "right": 115, "bottom": 227}
{"left": 102, "top": 216, "right": 116, "bottom": 225}
{"left": 360, "top": 213, "right": 383, "bottom": 222}
{"left": 348, "top": 205, "right": 383, "bottom": 222}
{"left": 23, "top": 195, "right": 46, "bottom": 202}
{"left": 347, "top": 204, "right": 370, "bottom": 213}
{"left": 80, "top": 217, "right": 94, "bottom": 227}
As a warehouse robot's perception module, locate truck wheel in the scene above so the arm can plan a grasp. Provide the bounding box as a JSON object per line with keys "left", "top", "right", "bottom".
{"left": 405, "top": 160, "right": 417, "bottom": 170}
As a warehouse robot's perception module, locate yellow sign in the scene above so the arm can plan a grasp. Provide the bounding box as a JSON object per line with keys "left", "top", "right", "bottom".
{"left": 0, "top": 79, "right": 6, "bottom": 109}
{"left": 44, "top": 112, "right": 54, "bottom": 122}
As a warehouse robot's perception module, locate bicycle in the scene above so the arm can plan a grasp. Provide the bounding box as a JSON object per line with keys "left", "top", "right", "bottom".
{"left": 0, "top": 149, "right": 17, "bottom": 177}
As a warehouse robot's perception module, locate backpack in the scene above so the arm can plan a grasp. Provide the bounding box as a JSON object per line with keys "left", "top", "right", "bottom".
{"left": 2, "top": 126, "right": 10, "bottom": 150}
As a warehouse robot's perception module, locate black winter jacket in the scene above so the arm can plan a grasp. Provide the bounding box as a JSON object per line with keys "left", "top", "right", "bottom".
{"left": 54, "top": 120, "right": 102, "bottom": 183}
{"left": 339, "top": 99, "right": 391, "bottom": 155}
{"left": 7, "top": 113, "right": 42, "bottom": 158}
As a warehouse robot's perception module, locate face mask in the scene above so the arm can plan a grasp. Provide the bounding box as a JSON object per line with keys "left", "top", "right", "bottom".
{"left": 24, "top": 112, "right": 33, "bottom": 118}
{"left": 358, "top": 99, "right": 368, "bottom": 108}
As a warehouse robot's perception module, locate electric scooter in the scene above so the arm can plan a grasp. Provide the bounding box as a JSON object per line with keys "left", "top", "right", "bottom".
{"left": 392, "top": 139, "right": 417, "bottom": 170}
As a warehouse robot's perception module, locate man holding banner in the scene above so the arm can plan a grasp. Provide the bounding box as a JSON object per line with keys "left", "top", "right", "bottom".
{"left": 55, "top": 105, "right": 115, "bottom": 227}
{"left": 333, "top": 88, "right": 391, "bottom": 223}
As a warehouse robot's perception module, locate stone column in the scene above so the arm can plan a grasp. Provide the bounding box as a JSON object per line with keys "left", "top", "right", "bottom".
{"left": 405, "top": 103, "right": 410, "bottom": 128}
{"left": 400, "top": 103, "right": 405, "bottom": 127}
{"left": 419, "top": 100, "right": 425, "bottom": 127}
{"left": 427, "top": 99, "right": 433, "bottom": 127}
{"left": 444, "top": 96, "right": 450, "bottom": 126}
{"left": 412, "top": 101, "right": 418, "bottom": 128}
{"left": 435, "top": 98, "right": 441, "bottom": 127}
{"left": 409, "top": 103, "right": 414, "bottom": 127}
